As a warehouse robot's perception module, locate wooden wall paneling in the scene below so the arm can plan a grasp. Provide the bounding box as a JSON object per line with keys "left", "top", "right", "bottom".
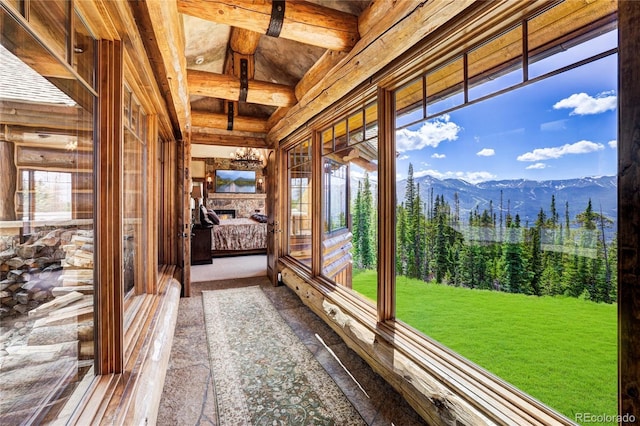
{"left": 618, "top": 1, "right": 640, "bottom": 419}
{"left": 377, "top": 87, "right": 395, "bottom": 322}
{"left": 95, "top": 38, "right": 124, "bottom": 375}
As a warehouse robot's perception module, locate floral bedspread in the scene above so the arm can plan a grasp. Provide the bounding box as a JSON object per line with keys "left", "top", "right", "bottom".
{"left": 212, "top": 218, "right": 267, "bottom": 251}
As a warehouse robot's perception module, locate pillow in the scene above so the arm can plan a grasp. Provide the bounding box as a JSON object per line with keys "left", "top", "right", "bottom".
{"left": 199, "top": 205, "right": 214, "bottom": 227}
{"left": 250, "top": 213, "right": 268, "bottom": 223}
{"left": 207, "top": 209, "right": 220, "bottom": 225}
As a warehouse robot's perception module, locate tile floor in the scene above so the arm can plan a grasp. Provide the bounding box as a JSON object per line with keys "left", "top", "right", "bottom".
{"left": 157, "top": 276, "right": 428, "bottom": 425}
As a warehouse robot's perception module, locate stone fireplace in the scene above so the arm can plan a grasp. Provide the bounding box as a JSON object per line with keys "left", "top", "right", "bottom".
{"left": 206, "top": 193, "right": 266, "bottom": 218}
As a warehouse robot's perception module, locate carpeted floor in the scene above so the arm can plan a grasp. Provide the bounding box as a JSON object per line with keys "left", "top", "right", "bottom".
{"left": 191, "top": 255, "right": 266, "bottom": 282}
{"left": 202, "top": 286, "right": 366, "bottom": 425}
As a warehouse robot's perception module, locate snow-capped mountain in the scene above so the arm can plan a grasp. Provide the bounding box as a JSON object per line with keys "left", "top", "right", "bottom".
{"left": 396, "top": 175, "right": 617, "bottom": 227}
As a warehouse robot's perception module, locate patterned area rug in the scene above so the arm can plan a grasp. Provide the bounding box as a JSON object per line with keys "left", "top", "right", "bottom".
{"left": 202, "top": 286, "right": 366, "bottom": 425}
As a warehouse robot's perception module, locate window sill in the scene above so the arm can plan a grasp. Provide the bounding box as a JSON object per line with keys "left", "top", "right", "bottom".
{"left": 62, "top": 265, "right": 181, "bottom": 425}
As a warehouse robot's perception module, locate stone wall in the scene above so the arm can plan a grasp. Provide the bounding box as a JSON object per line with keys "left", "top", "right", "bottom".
{"left": 205, "top": 195, "right": 266, "bottom": 219}
{"left": 196, "top": 156, "right": 267, "bottom": 218}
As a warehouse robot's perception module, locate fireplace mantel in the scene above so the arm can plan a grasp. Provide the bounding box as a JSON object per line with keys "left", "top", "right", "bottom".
{"left": 208, "top": 193, "right": 266, "bottom": 200}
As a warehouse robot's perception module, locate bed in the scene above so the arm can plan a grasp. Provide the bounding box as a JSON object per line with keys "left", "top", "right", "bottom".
{"left": 210, "top": 218, "right": 267, "bottom": 256}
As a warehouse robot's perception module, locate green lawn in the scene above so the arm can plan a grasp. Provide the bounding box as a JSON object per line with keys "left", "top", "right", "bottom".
{"left": 352, "top": 269, "right": 617, "bottom": 425}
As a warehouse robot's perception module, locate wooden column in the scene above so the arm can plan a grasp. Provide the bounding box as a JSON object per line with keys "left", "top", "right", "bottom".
{"left": 618, "top": 2, "right": 640, "bottom": 420}
{"left": 377, "top": 87, "right": 395, "bottom": 322}
{"left": 0, "top": 140, "right": 17, "bottom": 221}
{"left": 95, "top": 39, "right": 124, "bottom": 375}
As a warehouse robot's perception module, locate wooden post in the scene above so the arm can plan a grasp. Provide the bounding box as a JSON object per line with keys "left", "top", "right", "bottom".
{"left": 0, "top": 139, "right": 17, "bottom": 221}
{"left": 618, "top": 1, "right": 640, "bottom": 420}
{"left": 95, "top": 39, "right": 124, "bottom": 375}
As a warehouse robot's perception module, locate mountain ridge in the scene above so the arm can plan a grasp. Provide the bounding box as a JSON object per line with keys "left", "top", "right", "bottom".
{"left": 396, "top": 175, "right": 617, "bottom": 226}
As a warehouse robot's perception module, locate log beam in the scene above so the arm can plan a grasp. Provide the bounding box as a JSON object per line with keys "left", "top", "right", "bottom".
{"left": 177, "top": 0, "right": 359, "bottom": 51}
{"left": 294, "top": 50, "right": 348, "bottom": 101}
{"left": 131, "top": 0, "right": 191, "bottom": 138}
{"left": 191, "top": 111, "right": 269, "bottom": 133}
{"left": 230, "top": 27, "right": 262, "bottom": 55}
{"left": 191, "top": 130, "right": 267, "bottom": 148}
{"left": 188, "top": 70, "right": 296, "bottom": 107}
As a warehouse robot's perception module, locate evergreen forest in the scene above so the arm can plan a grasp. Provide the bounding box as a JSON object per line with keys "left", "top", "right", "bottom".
{"left": 352, "top": 164, "right": 617, "bottom": 304}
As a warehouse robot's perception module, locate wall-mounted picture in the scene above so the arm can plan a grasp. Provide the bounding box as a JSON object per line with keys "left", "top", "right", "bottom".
{"left": 215, "top": 169, "right": 256, "bottom": 193}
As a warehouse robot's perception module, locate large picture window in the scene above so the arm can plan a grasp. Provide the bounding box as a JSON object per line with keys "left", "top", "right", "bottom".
{"left": 0, "top": 7, "right": 96, "bottom": 423}
{"left": 123, "top": 85, "right": 148, "bottom": 295}
{"left": 320, "top": 102, "right": 378, "bottom": 298}
{"left": 287, "top": 139, "right": 312, "bottom": 267}
{"left": 394, "top": 5, "right": 617, "bottom": 420}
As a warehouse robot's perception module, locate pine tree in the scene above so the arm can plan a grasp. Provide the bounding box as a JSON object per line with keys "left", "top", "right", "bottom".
{"left": 529, "top": 208, "right": 545, "bottom": 296}
{"left": 396, "top": 203, "right": 407, "bottom": 276}
{"left": 501, "top": 220, "right": 528, "bottom": 293}
{"left": 360, "top": 173, "right": 375, "bottom": 269}
{"left": 352, "top": 180, "right": 363, "bottom": 267}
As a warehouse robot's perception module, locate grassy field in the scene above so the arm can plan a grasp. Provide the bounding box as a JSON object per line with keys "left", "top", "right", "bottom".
{"left": 352, "top": 269, "right": 617, "bottom": 425}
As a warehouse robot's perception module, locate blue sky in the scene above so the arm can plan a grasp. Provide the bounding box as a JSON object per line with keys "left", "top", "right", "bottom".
{"left": 395, "top": 33, "right": 618, "bottom": 183}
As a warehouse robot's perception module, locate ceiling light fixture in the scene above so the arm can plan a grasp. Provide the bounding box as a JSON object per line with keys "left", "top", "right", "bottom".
{"left": 230, "top": 147, "right": 264, "bottom": 168}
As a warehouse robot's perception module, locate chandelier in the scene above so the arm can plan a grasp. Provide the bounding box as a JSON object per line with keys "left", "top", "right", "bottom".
{"left": 230, "top": 147, "right": 264, "bottom": 167}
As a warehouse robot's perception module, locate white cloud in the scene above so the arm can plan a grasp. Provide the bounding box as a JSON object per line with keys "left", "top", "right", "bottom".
{"left": 608, "top": 140, "right": 617, "bottom": 149}
{"left": 397, "top": 154, "right": 409, "bottom": 160}
{"left": 526, "top": 163, "right": 548, "bottom": 170}
{"left": 431, "top": 153, "right": 446, "bottom": 159}
{"left": 553, "top": 91, "right": 616, "bottom": 115}
{"left": 476, "top": 148, "right": 495, "bottom": 157}
{"left": 517, "top": 140, "right": 605, "bottom": 162}
{"left": 414, "top": 169, "right": 496, "bottom": 184}
{"left": 396, "top": 114, "right": 462, "bottom": 152}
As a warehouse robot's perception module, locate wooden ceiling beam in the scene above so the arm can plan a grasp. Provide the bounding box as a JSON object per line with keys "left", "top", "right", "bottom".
{"left": 177, "top": 0, "right": 359, "bottom": 51}
{"left": 230, "top": 27, "right": 262, "bottom": 55}
{"left": 188, "top": 70, "right": 296, "bottom": 107}
{"left": 192, "top": 111, "right": 269, "bottom": 133}
{"left": 132, "top": 0, "right": 191, "bottom": 139}
{"left": 191, "top": 130, "right": 267, "bottom": 148}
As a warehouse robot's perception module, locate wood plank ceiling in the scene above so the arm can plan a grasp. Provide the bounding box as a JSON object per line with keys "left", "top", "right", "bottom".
{"left": 164, "top": 0, "right": 371, "bottom": 148}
